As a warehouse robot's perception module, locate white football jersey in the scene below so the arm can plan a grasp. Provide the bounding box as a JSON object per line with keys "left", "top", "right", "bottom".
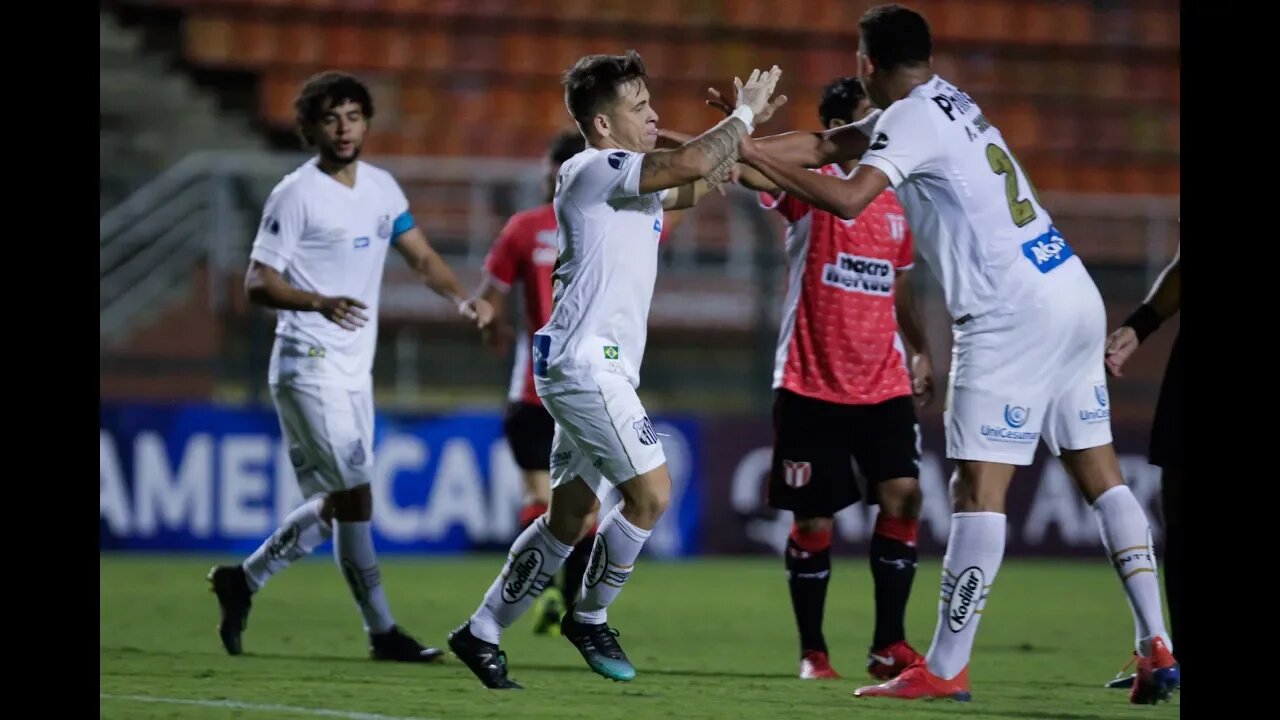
{"left": 532, "top": 147, "right": 668, "bottom": 396}
{"left": 249, "top": 158, "right": 414, "bottom": 389}
{"left": 859, "top": 75, "right": 1085, "bottom": 322}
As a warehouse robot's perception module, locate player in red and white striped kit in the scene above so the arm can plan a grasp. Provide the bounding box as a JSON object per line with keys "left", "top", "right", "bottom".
{"left": 737, "top": 77, "right": 934, "bottom": 682}
{"left": 472, "top": 129, "right": 683, "bottom": 636}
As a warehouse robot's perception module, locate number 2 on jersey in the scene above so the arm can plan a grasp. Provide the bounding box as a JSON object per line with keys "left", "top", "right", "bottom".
{"left": 986, "top": 144, "right": 1037, "bottom": 227}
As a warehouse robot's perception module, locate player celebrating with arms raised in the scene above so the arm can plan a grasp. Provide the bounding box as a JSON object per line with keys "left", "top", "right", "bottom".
{"left": 734, "top": 4, "right": 1179, "bottom": 705}
{"left": 448, "top": 51, "right": 785, "bottom": 689}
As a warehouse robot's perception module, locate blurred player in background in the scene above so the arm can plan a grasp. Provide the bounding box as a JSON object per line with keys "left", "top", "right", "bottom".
{"left": 734, "top": 4, "right": 1179, "bottom": 704}
{"left": 1103, "top": 235, "right": 1180, "bottom": 690}
{"left": 447, "top": 51, "right": 785, "bottom": 689}
{"left": 472, "top": 130, "right": 688, "bottom": 637}
{"left": 207, "top": 71, "right": 491, "bottom": 662}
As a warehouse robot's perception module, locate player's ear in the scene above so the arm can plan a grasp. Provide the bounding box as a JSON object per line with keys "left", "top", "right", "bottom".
{"left": 593, "top": 113, "right": 611, "bottom": 139}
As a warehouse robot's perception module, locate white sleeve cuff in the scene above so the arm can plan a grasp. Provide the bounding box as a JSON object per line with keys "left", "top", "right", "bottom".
{"left": 249, "top": 245, "right": 289, "bottom": 274}
{"left": 858, "top": 155, "right": 906, "bottom": 188}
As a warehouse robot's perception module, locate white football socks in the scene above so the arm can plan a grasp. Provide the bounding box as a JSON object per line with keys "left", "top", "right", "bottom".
{"left": 925, "top": 512, "right": 1006, "bottom": 680}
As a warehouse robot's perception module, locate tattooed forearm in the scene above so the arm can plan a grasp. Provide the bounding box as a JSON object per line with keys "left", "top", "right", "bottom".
{"left": 686, "top": 116, "right": 749, "bottom": 175}
{"left": 640, "top": 115, "right": 749, "bottom": 191}
{"left": 704, "top": 153, "right": 738, "bottom": 190}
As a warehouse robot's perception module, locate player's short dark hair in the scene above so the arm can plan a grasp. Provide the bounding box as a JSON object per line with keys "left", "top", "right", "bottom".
{"left": 859, "top": 4, "right": 932, "bottom": 73}
{"left": 562, "top": 50, "right": 648, "bottom": 131}
{"left": 294, "top": 71, "right": 375, "bottom": 141}
{"left": 548, "top": 129, "right": 586, "bottom": 165}
{"left": 818, "top": 77, "right": 868, "bottom": 126}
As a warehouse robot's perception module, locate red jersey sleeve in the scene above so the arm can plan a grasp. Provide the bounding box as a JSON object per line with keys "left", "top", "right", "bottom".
{"left": 758, "top": 190, "right": 810, "bottom": 224}
{"left": 483, "top": 214, "right": 526, "bottom": 290}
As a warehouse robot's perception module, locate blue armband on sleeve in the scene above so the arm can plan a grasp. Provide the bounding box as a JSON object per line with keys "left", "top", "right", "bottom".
{"left": 391, "top": 211, "right": 415, "bottom": 244}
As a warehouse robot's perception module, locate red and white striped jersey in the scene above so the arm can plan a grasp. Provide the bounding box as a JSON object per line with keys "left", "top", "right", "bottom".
{"left": 760, "top": 163, "right": 915, "bottom": 406}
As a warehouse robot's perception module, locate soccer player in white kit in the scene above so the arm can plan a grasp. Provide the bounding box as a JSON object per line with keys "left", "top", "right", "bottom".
{"left": 447, "top": 51, "right": 786, "bottom": 689}
{"left": 736, "top": 4, "right": 1179, "bottom": 705}
{"left": 207, "top": 71, "right": 492, "bottom": 663}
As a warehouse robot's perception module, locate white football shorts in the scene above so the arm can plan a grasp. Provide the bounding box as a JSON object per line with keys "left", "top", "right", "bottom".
{"left": 944, "top": 274, "right": 1114, "bottom": 466}
{"left": 270, "top": 380, "right": 375, "bottom": 499}
{"left": 542, "top": 371, "right": 667, "bottom": 498}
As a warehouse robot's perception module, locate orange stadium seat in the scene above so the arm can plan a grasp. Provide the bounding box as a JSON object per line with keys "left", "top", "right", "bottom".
{"left": 1138, "top": 9, "right": 1179, "bottom": 49}
{"left": 277, "top": 18, "right": 324, "bottom": 66}
{"left": 231, "top": 18, "right": 276, "bottom": 66}
{"left": 184, "top": 14, "right": 233, "bottom": 65}
{"left": 161, "top": 0, "right": 1177, "bottom": 198}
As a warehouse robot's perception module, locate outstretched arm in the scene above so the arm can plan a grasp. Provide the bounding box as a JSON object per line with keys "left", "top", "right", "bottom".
{"left": 395, "top": 227, "right": 494, "bottom": 327}
{"left": 705, "top": 86, "right": 879, "bottom": 169}
{"left": 741, "top": 137, "right": 892, "bottom": 221}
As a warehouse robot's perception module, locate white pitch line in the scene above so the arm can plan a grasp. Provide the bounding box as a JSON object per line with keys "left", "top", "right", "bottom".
{"left": 99, "top": 693, "right": 440, "bottom": 720}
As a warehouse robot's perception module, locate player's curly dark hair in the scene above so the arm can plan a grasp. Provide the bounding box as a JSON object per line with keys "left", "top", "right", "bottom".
{"left": 859, "top": 4, "right": 932, "bottom": 73}
{"left": 548, "top": 129, "right": 587, "bottom": 165}
{"left": 562, "top": 50, "right": 648, "bottom": 133}
{"left": 293, "top": 71, "right": 375, "bottom": 146}
{"left": 818, "top": 77, "right": 868, "bottom": 127}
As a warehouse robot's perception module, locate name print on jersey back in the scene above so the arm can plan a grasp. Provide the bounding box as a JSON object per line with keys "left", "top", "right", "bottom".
{"left": 859, "top": 75, "right": 1085, "bottom": 322}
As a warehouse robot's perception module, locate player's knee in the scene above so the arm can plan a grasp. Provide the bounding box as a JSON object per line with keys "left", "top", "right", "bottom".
{"left": 620, "top": 470, "right": 671, "bottom": 529}
{"left": 877, "top": 477, "right": 923, "bottom": 519}
{"left": 329, "top": 484, "right": 373, "bottom": 522}
{"left": 318, "top": 495, "right": 336, "bottom": 524}
{"left": 949, "top": 465, "right": 1008, "bottom": 513}
{"left": 547, "top": 480, "right": 600, "bottom": 544}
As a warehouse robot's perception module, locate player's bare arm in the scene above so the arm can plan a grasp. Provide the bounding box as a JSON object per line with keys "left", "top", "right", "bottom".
{"left": 657, "top": 127, "right": 778, "bottom": 196}
{"left": 741, "top": 136, "right": 891, "bottom": 221}
{"left": 394, "top": 227, "right": 495, "bottom": 328}
{"left": 707, "top": 86, "right": 874, "bottom": 169}
{"left": 639, "top": 67, "right": 784, "bottom": 198}
{"left": 471, "top": 275, "right": 514, "bottom": 352}
{"left": 1105, "top": 243, "right": 1180, "bottom": 377}
{"left": 894, "top": 271, "right": 934, "bottom": 406}
{"left": 244, "top": 260, "right": 368, "bottom": 331}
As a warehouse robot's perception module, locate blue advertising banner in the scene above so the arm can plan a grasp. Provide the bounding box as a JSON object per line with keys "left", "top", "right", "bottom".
{"left": 99, "top": 404, "right": 703, "bottom": 557}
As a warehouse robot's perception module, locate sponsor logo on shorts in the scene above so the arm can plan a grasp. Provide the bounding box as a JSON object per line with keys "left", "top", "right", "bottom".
{"left": 782, "top": 460, "right": 812, "bottom": 488}
{"left": 347, "top": 439, "right": 366, "bottom": 467}
{"left": 947, "top": 566, "right": 985, "bottom": 633}
{"left": 1080, "top": 384, "right": 1111, "bottom": 424}
{"left": 532, "top": 334, "right": 551, "bottom": 378}
{"left": 821, "top": 252, "right": 894, "bottom": 296}
{"left": 980, "top": 405, "right": 1038, "bottom": 443}
{"left": 502, "top": 547, "right": 545, "bottom": 603}
{"left": 550, "top": 450, "right": 572, "bottom": 469}
{"left": 633, "top": 415, "right": 658, "bottom": 446}
{"left": 1021, "top": 226, "right": 1074, "bottom": 274}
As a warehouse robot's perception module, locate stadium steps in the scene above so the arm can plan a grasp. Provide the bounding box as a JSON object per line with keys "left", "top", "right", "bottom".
{"left": 101, "top": 10, "right": 266, "bottom": 400}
